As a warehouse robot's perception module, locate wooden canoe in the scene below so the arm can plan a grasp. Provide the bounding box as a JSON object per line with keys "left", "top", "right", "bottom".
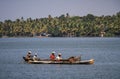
{"left": 23, "top": 57, "right": 94, "bottom": 65}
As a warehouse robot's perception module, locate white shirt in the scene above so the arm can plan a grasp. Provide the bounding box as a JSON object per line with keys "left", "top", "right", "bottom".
{"left": 56, "top": 56, "right": 62, "bottom": 60}
{"left": 33, "top": 55, "right": 37, "bottom": 61}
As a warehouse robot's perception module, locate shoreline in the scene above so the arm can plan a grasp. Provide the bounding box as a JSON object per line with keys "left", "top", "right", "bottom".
{"left": 1, "top": 36, "right": 120, "bottom": 38}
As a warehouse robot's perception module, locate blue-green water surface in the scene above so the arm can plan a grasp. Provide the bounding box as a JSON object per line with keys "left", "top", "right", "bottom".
{"left": 0, "top": 37, "right": 120, "bottom": 79}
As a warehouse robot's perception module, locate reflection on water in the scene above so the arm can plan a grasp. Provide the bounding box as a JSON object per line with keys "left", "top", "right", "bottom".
{"left": 0, "top": 37, "right": 120, "bottom": 79}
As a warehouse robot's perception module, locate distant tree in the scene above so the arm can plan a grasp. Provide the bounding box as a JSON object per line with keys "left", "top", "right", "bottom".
{"left": 0, "top": 12, "right": 120, "bottom": 37}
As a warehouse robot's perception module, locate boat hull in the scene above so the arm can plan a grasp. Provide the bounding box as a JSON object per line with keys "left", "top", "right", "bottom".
{"left": 23, "top": 57, "right": 94, "bottom": 65}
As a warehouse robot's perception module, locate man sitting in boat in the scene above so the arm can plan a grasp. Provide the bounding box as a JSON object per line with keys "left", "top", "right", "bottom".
{"left": 50, "top": 52, "right": 56, "bottom": 60}
{"left": 56, "top": 53, "right": 62, "bottom": 60}
{"left": 33, "top": 53, "right": 39, "bottom": 61}
{"left": 26, "top": 51, "right": 32, "bottom": 60}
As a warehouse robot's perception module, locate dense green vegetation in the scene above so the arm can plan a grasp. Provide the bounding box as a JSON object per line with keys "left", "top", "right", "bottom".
{"left": 0, "top": 12, "right": 120, "bottom": 37}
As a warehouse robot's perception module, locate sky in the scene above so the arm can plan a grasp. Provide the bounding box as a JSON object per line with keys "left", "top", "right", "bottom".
{"left": 0, "top": 0, "right": 120, "bottom": 21}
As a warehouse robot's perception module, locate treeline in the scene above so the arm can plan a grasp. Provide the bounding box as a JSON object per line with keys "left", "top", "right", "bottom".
{"left": 0, "top": 12, "right": 120, "bottom": 37}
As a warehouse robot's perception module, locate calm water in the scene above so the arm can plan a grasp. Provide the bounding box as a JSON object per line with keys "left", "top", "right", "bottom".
{"left": 0, "top": 37, "right": 120, "bottom": 79}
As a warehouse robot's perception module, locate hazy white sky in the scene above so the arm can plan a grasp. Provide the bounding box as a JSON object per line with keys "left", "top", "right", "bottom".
{"left": 0, "top": 0, "right": 120, "bottom": 21}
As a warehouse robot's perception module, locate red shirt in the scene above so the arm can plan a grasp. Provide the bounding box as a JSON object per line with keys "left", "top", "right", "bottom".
{"left": 50, "top": 54, "right": 55, "bottom": 60}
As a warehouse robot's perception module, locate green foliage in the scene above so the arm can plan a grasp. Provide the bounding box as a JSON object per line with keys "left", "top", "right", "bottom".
{"left": 0, "top": 12, "right": 120, "bottom": 37}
